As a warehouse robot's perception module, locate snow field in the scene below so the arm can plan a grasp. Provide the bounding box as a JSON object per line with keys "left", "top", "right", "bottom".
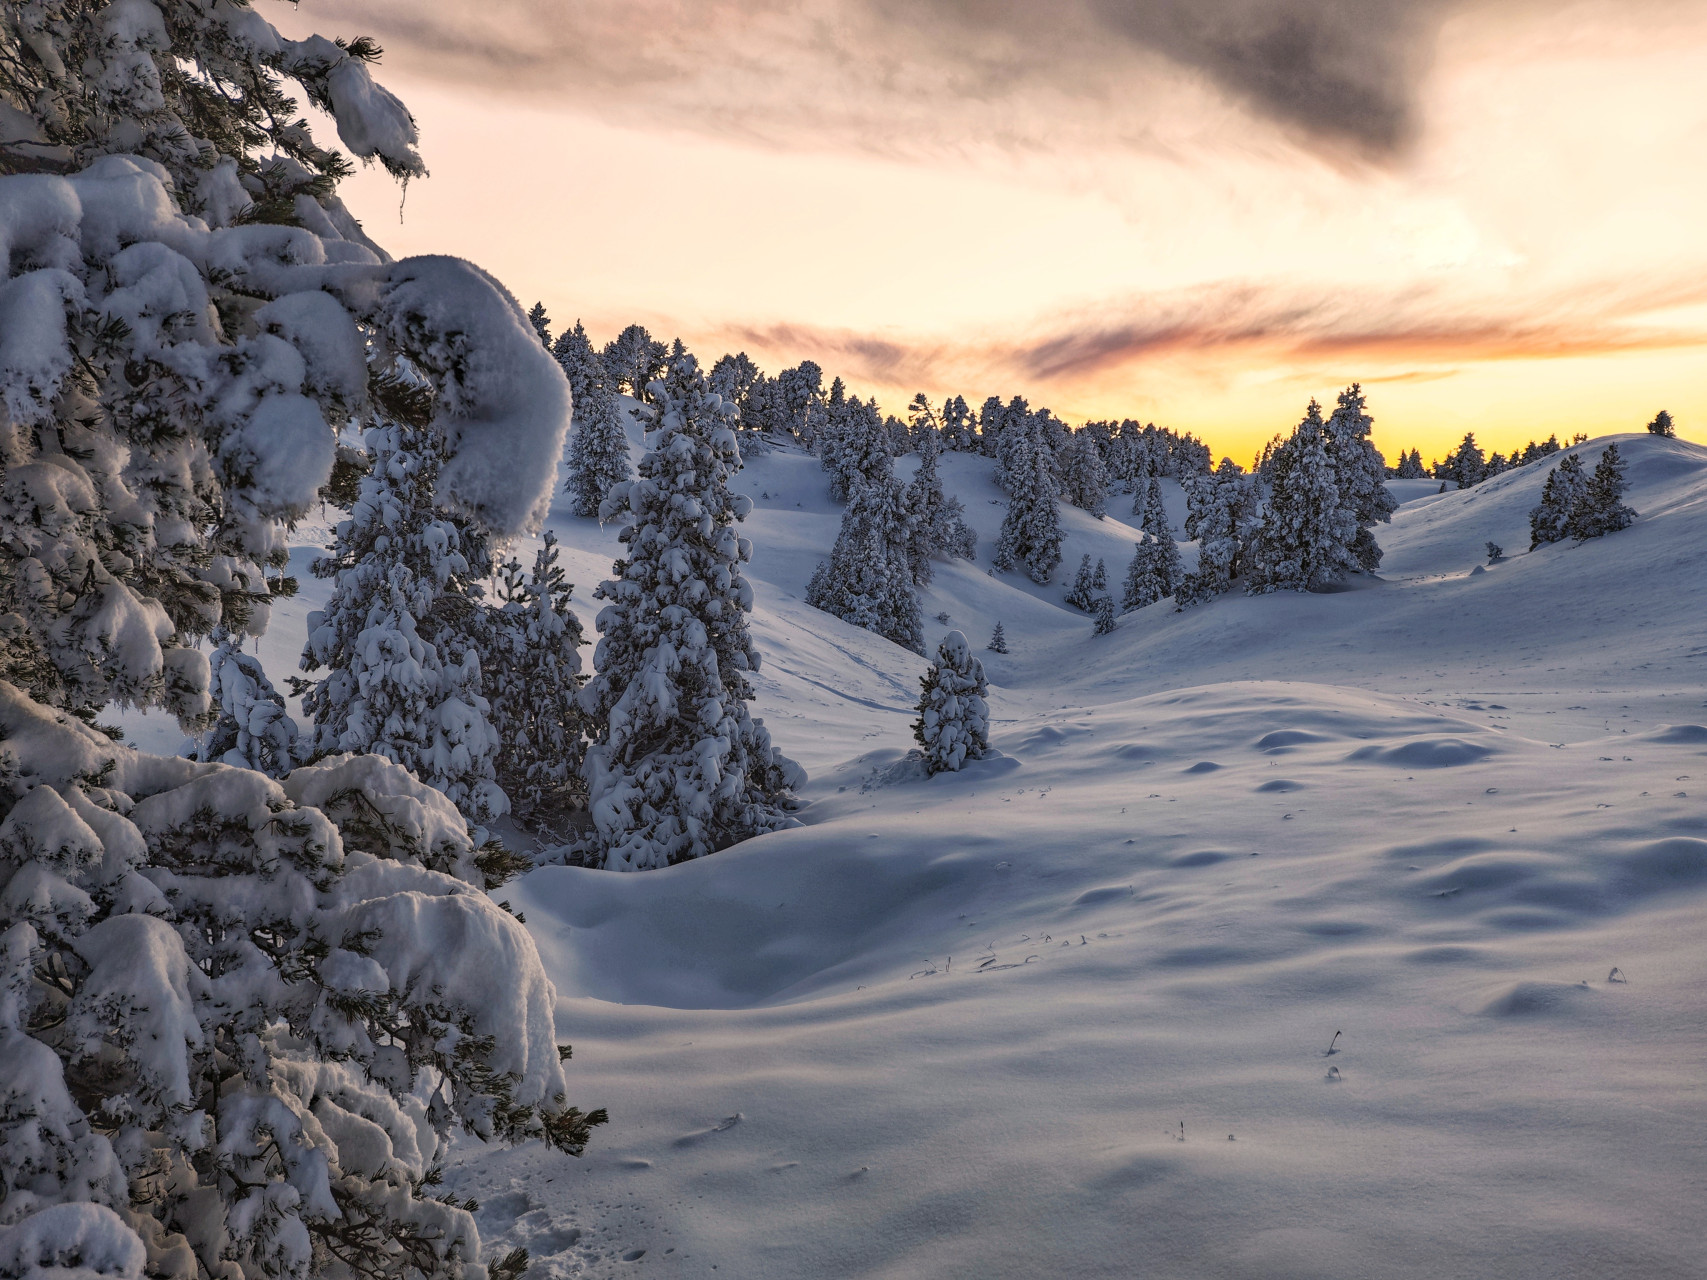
{"left": 429, "top": 430, "right": 1706, "bottom": 1277}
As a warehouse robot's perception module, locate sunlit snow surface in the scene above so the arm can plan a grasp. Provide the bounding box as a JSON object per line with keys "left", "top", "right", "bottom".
{"left": 132, "top": 428, "right": 1707, "bottom": 1276}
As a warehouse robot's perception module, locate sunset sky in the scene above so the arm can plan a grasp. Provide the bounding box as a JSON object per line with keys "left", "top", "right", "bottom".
{"left": 280, "top": 0, "right": 1707, "bottom": 464}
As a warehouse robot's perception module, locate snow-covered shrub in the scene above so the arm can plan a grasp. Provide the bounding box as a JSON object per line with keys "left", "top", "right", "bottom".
{"left": 582, "top": 355, "right": 803, "bottom": 871}
{"left": 0, "top": 684, "right": 605, "bottom": 1278}
{"left": 913, "top": 631, "right": 989, "bottom": 774}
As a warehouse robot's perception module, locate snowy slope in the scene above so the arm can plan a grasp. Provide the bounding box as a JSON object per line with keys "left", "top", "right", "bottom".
{"left": 451, "top": 431, "right": 1706, "bottom": 1278}
{"left": 118, "top": 426, "right": 1707, "bottom": 1277}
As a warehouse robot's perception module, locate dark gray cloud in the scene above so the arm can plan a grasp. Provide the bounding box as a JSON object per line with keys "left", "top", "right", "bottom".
{"left": 289, "top": 0, "right": 1468, "bottom": 159}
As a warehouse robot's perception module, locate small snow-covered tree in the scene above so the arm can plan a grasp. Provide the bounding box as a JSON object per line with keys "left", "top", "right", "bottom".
{"left": 941, "top": 395, "right": 977, "bottom": 451}
{"left": 1177, "top": 459, "right": 1262, "bottom": 608}
{"left": 1064, "top": 555, "right": 1108, "bottom": 611}
{"left": 1647, "top": 410, "right": 1676, "bottom": 438}
{"left": 978, "top": 395, "right": 1006, "bottom": 459}
{"left": 1246, "top": 402, "right": 1359, "bottom": 594}
{"left": 993, "top": 397, "right": 1033, "bottom": 493}
{"left": 188, "top": 630, "right": 305, "bottom": 777}
{"left": 1572, "top": 444, "right": 1637, "bottom": 539}
{"left": 1091, "top": 593, "right": 1118, "bottom": 635}
{"left": 527, "top": 301, "right": 552, "bottom": 347}
{"left": 1059, "top": 430, "right": 1109, "bottom": 517}
{"left": 1122, "top": 533, "right": 1181, "bottom": 611}
{"left": 903, "top": 426, "right": 976, "bottom": 585}
{"left": 807, "top": 407, "right": 923, "bottom": 653}
{"left": 776, "top": 360, "right": 826, "bottom": 446}
{"left": 564, "top": 368, "right": 633, "bottom": 519}
{"left": 1323, "top": 384, "right": 1397, "bottom": 571}
{"left": 1393, "top": 448, "right": 1426, "bottom": 479}
{"left": 1136, "top": 472, "right": 1171, "bottom": 539}
{"left": 302, "top": 419, "right": 508, "bottom": 826}
{"left": 1529, "top": 453, "right": 1589, "bottom": 548}
{"left": 1444, "top": 433, "right": 1487, "bottom": 489}
{"left": 993, "top": 415, "right": 1064, "bottom": 585}
{"left": 602, "top": 324, "right": 668, "bottom": 402}
{"left": 913, "top": 630, "right": 990, "bottom": 774}
{"left": 485, "top": 532, "right": 588, "bottom": 824}
{"left": 582, "top": 353, "right": 803, "bottom": 871}
{"left": 988, "top": 622, "right": 1009, "bottom": 653}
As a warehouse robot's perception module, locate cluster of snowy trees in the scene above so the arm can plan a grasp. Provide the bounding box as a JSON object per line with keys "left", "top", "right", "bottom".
{"left": 0, "top": 4, "right": 617, "bottom": 1276}
{"left": 1400, "top": 432, "right": 1566, "bottom": 489}
{"left": 1528, "top": 445, "right": 1636, "bottom": 548}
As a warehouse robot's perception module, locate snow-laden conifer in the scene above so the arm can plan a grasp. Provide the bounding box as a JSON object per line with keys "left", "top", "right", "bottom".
{"left": 1445, "top": 433, "right": 1487, "bottom": 488}
{"left": 302, "top": 419, "right": 508, "bottom": 826}
{"left": 988, "top": 622, "right": 1009, "bottom": 653}
{"left": 188, "top": 630, "right": 305, "bottom": 777}
{"left": 807, "top": 403, "right": 924, "bottom": 652}
{"left": 941, "top": 395, "right": 977, "bottom": 450}
{"left": 1393, "top": 448, "right": 1426, "bottom": 479}
{"left": 528, "top": 301, "right": 552, "bottom": 347}
{"left": 1122, "top": 533, "right": 1182, "bottom": 611}
{"left": 903, "top": 426, "right": 977, "bottom": 585}
{"left": 776, "top": 361, "right": 826, "bottom": 446}
{"left": 565, "top": 372, "right": 633, "bottom": 519}
{"left": 1136, "top": 473, "right": 1171, "bottom": 540}
{"left": 582, "top": 354, "right": 803, "bottom": 871}
{"left": 603, "top": 324, "right": 668, "bottom": 401}
{"left": 1646, "top": 410, "right": 1676, "bottom": 438}
{"left": 1324, "top": 384, "right": 1398, "bottom": 571}
{"left": 1177, "top": 460, "right": 1262, "bottom": 608}
{"left": 993, "top": 397, "right": 1033, "bottom": 494}
{"left": 486, "top": 532, "right": 588, "bottom": 824}
{"left": 1092, "top": 593, "right": 1118, "bottom": 635}
{"left": 1059, "top": 430, "right": 1110, "bottom": 517}
{"left": 1573, "top": 444, "right": 1637, "bottom": 539}
{"left": 1246, "top": 402, "right": 1360, "bottom": 594}
{"left": 992, "top": 415, "right": 1064, "bottom": 584}
{"left": 978, "top": 395, "right": 1006, "bottom": 458}
{"left": 913, "top": 630, "right": 990, "bottom": 774}
{"left": 1064, "top": 555, "right": 1109, "bottom": 611}
{"left": 1529, "top": 454, "right": 1589, "bottom": 547}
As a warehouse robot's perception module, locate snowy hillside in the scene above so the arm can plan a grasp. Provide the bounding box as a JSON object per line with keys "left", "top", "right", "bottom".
{"left": 343, "top": 429, "right": 1704, "bottom": 1279}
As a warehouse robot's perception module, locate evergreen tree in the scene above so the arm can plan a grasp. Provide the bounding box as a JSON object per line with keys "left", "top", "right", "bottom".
{"left": 913, "top": 630, "right": 990, "bottom": 774}
{"left": 994, "top": 396, "right": 1033, "bottom": 494}
{"left": 189, "top": 629, "right": 306, "bottom": 777}
{"left": 603, "top": 324, "right": 668, "bottom": 401}
{"left": 1323, "top": 384, "right": 1397, "bottom": 571}
{"left": 903, "top": 426, "right": 976, "bottom": 585}
{"left": 1573, "top": 444, "right": 1637, "bottom": 538}
{"left": 582, "top": 353, "right": 803, "bottom": 870}
{"left": 1393, "top": 447, "right": 1427, "bottom": 479}
{"left": 1447, "top": 432, "right": 1487, "bottom": 488}
{"left": 1528, "top": 453, "right": 1589, "bottom": 547}
{"left": 1647, "top": 410, "right": 1676, "bottom": 438}
{"left": 988, "top": 622, "right": 1009, "bottom": 653}
{"left": 1177, "top": 459, "right": 1262, "bottom": 608}
{"left": 807, "top": 408, "right": 924, "bottom": 652}
{"left": 552, "top": 318, "right": 602, "bottom": 402}
{"left": 993, "top": 415, "right": 1064, "bottom": 584}
{"left": 1092, "top": 593, "right": 1118, "bottom": 635}
{"left": 1246, "top": 401, "right": 1360, "bottom": 594}
{"left": 906, "top": 392, "right": 940, "bottom": 449}
{"left": 528, "top": 300, "right": 552, "bottom": 348}
{"left": 486, "top": 532, "right": 588, "bottom": 824}
{"left": 776, "top": 360, "right": 826, "bottom": 446}
{"left": 978, "top": 395, "right": 1006, "bottom": 459}
{"left": 941, "top": 395, "right": 977, "bottom": 451}
{"left": 302, "top": 420, "right": 507, "bottom": 826}
{"left": 1065, "top": 554, "right": 1099, "bottom": 610}
{"left": 1137, "top": 473, "right": 1171, "bottom": 540}
{"left": 564, "top": 348, "right": 633, "bottom": 519}
{"left": 1122, "top": 532, "right": 1182, "bottom": 611}
{"left": 1059, "top": 430, "right": 1110, "bottom": 517}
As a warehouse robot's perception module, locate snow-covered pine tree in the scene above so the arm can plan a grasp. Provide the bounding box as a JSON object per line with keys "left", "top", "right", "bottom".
{"left": 552, "top": 319, "right": 601, "bottom": 402}
{"left": 1137, "top": 473, "right": 1171, "bottom": 540}
{"left": 906, "top": 392, "right": 939, "bottom": 450}
{"left": 822, "top": 389, "right": 885, "bottom": 504}
{"left": 582, "top": 353, "right": 803, "bottom": 870}
{"left": 1446, "top": 432, "right": 1487, "bottom": 488}
{"left": 0, "top": 691, "right": 606, "bottom": 1280}
{"left": 913, "top": 630, "right": 990, "bottom": 774}
{"left": 941, "top": 395, "right": 977, "bottom": 450}
{"left": 564, "top": 348, "right": 633, "bottom": 519}
{"left": 903, "top": 424, "right": 976, "bottom": 585}
{"left": 1245, "top": 401, "right": 1359, "bottom": 594}
{"left": 1393, "top": 448, "right": 1426, "bottom": 479}
{"left": 1, "top": 3, "right": 600, "bottom": 1270}
{"left": 1121, "top": 537, "right": 1165, "bottom": 611}
{"left": 1092, "top": 593, "right": 1118, "bottom": 635}
{"left": 994, "top": 396, "right": 1034, "bottom": 491}
{"left": 988, "top": 622, "right": 1009, "bottom": 653}
{"left": 302, "top": 417, "right": 508, "bottom": 826}
{"left": 1065, "top": 554, "right": 1099, "bottom": 610}
{"left": 1323, "top": 384, "right": 1398, "bottom": 571}
{"left": 1177, "top": 459, "right": 1262, "bottom": 608}
{"left": 1572, "top": 444, "right": 1636, "bottom": 539}
{"left": 485, "top": 532, "right": 588, "bottom": 824}
{"left": 528, "top": 301, "right": 552, "bottom": 348}
{"left": 1647, "top": 410, "right": 1676, "bottom": 438}
{"left": 992, "top": 414, "right": 1064, "bottom": 584}
{"left": 603, "top": 324, "right": 668, "bottom": 401}
{"left": 776, "top": 360, "right": 826, "bottom": 446}
{"left": 1059, "top": 430, "right": 1110, "bottom": 516}
{"left": 806, "top": 402, "right": 924, "bottom": 652}
{"left": 188, "top": 629, "right": 306, "bottom": 776}
{"left": 1529, "top": 453, "right": 1589, "bottom": 547}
